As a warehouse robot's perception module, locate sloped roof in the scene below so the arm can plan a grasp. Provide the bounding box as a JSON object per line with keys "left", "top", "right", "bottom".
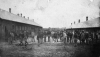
{"left": 70, "top": 17, "right": 100, "bottom": 29}
{"left": 0, "top": 9, "right": 42, "bottom": 27}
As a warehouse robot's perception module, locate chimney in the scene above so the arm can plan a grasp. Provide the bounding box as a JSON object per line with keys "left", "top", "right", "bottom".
{"left": 9, "top": 8, "right": 11, "bottom": 13}
{"left": 74, "top": 21, "right": 75, "bottom": 24}
{"left": 71, "top": 23, "right": 72, "bottom": 25}
{"left": 23, "top": 16, "right": 25, "bottom": 18}
{"left": 78, "top": 19, "right": 80, "bottom": 23}
{"left": 32, "top": 19, "right": 34, "bottom": 21}
{"left": 28, "top": 17, "right": 29, "bottom": 19}
{"left": 21, "top": 13, "right": 22, "bottom": 17}
{"left": 86, "top": 16, "right": 88, "bottom": 21}
{"left": 17, "top": 14, "right": 19, "bottom": 16}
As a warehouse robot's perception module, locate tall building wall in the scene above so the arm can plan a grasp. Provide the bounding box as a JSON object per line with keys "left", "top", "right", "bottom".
{"left": 0, "top": 18, "right": 42, "bottom": 42}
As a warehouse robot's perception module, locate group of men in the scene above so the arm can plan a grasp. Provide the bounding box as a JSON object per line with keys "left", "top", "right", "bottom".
{"left": 8, "top": 31, "right": 30, "bottom": 46}
{"left": 7, "top": 29, "right": 100, "bottom": 46}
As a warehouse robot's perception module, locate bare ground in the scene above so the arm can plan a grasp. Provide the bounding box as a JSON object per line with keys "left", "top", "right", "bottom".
{"left": 0, "top": 42, "right": 91, "bottom": 57}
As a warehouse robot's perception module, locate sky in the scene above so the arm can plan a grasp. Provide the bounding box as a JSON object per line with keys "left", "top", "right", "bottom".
{"left": 0, "top": 0, "right": 99, "bottom": 28}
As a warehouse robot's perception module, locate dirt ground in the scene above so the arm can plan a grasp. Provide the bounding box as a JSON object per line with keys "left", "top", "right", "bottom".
{"left": 0, "top": 42, "right": 91, "bottom": 57}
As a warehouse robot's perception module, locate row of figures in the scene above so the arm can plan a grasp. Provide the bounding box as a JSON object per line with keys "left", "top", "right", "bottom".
{"left": 6, "top": 29, "right": 100, "bottom": 46}
{"left": 6, "top": 30, "right": 63, "bottom": 46}
{"left": 6, "top": 31, "right": 31, "bottom": 46}
{"left": 64, "top": 30, "right": 100, "bottom": 45}
{"left": 5, "top": 30, "right": 82, "bottom": 46}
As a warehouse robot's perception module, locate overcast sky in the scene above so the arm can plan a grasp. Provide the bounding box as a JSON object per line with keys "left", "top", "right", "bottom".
{"left": 0, "top": 0, "right": 99, "bottom": 28}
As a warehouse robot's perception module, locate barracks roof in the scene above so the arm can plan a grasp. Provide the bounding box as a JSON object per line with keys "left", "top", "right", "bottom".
{"left": 0, "top": 9, "right": 42, "bottom": 27}
{"left": 70, "top": 17, "right": 100, "bottom": 29}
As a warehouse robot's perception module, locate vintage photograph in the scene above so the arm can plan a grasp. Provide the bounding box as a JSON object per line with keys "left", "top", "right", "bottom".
{"left": 0, "top": 0, "right": 100, "bottom": 57}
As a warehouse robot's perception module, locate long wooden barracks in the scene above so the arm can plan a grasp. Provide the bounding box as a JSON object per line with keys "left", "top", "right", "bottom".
{"left": 70, "top": 17, "right": 100, "bottom": 29}
{"left": 0, "top": 8, "right": 42, "bottom": 42}
{"left": 65, "top": 16, "right": 100, "bottom": 44}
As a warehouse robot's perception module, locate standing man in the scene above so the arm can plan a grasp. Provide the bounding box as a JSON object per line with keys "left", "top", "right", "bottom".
{"left": 9, "top": 32, "right": 14, "bottom": 44}
{"left": 19, "top": 32, "right": 24, "bottom": 45}
{"left": 80, "top": 31, "right": 84, "bottom": 44}
{"left": 37, "top": 30, "right": 43, "bottom": 46}
{"left": 24, "top": 31, "right": 28, "bottom": 47}
{"left": 63, "top": 31, "right": 67, "bottom": 44}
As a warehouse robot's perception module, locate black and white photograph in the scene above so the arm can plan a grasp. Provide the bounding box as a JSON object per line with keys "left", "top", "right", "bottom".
{"left": 0, "top": 0, "right": 100, "bottom": 57}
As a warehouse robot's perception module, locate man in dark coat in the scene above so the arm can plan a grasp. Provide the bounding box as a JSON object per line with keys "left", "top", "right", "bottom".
{"left": 19, "top": 32, "right": 24, "bottom": 45}
{"left": 37, "top": 30, "right": 44, "bottom": 46}
{"left": 9, "top": 32, "right": 14, "bottom": 44}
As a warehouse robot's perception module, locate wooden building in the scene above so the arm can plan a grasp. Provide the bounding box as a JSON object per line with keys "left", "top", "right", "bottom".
{"left": 0, "top": 8, "right": 42, "bottom": 41}
{"left": 70, "top": 17, "right": 100, "bottom": 29}
{"left": 66, "top": 17, "right": 100, "bottom": 44}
